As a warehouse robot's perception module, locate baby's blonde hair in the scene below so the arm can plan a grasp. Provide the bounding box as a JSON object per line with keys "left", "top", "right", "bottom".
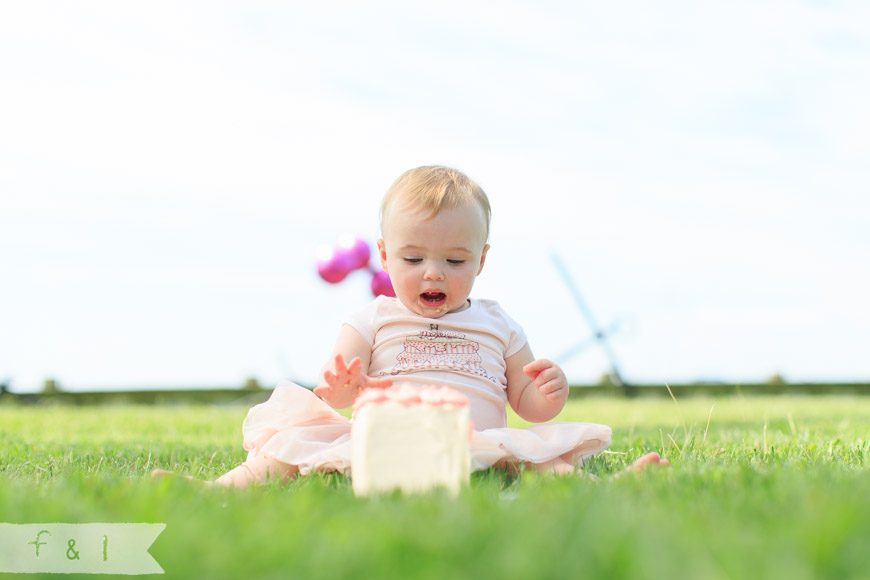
{"left": 380, "top": 165, "right": 492, "bottom": 242}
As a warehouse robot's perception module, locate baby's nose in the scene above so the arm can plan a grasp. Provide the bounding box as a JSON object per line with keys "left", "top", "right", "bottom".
{"left": 423, "top": 261, "right": 445, "bottom": 280}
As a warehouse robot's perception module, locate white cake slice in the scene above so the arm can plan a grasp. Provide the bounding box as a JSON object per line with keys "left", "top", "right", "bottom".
{"left": 351, "top": 383, "right": 471, "bottom": 497}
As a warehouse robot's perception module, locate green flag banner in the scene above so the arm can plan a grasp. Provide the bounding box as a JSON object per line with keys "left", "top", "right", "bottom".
{"left": 0, "top": 523, "right": 165, "bottom": 575}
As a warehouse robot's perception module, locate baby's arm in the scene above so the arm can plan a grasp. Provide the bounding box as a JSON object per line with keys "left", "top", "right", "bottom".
{"left": 505, "top": 343, "right": 569, "bottom": 423}
{"left": 312, "top": 324, "right": 392, "bottom": 409}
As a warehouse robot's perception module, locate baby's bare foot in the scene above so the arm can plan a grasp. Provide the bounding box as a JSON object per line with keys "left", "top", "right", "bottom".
{"left": 626, "top": 452, "right": 670, "bottom": 472}
{"left": 212, "top": 464, "right": 259, "bottom": 489}
{"left": 150, "top": 468, "right": 174, "bottom": 479}
{"left": 150, "top": 468, "right": 213, "bottom": 486}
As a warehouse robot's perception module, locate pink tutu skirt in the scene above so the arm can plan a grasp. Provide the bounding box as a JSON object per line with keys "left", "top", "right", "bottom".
{"left": 242, "top": 381, "right": 612, "bottom": 475}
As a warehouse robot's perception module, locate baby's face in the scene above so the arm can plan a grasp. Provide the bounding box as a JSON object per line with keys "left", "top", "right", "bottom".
{"left": 378, "top": 203, "right": 489, "bottom": 318}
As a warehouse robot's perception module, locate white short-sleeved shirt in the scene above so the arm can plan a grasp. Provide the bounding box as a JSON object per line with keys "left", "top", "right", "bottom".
{"left": 345, "top": 296, "right": 528, "bottom": 430}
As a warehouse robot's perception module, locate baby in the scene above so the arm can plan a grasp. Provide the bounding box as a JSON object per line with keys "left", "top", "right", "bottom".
{"left": 158, "top": 165, "right": 665, "bottom": 488}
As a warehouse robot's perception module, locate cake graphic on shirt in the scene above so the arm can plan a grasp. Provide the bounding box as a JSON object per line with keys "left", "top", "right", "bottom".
{"left": 390, "top": 326, "right": 492, "bottom": 379}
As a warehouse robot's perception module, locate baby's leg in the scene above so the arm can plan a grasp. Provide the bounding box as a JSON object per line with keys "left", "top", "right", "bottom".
{"left": 534, "top": 457, "right": 577, "bottom": 476}
{"left": 214, "top": 455, "right": 299, "bottom": 489}
{"left": 493, "top": 458, "right": 592, "bottom": 478}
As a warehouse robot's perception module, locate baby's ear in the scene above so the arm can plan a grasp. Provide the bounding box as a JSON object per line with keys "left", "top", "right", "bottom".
{"left": 477, "top": 244, "right": 490, "bottom": 275}
{"left": 376, "top": 239, "right": 389, "bottom": 272}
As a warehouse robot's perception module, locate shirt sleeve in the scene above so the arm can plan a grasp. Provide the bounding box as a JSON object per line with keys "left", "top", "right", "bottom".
{"left": 478, "top": 299, "right": 527, "bottom": 358}
{"left": 343, "top": 297, "right": 384, "bottom": 345}
{"left": 502, "top": 307, "right": 528, "bottom": 359}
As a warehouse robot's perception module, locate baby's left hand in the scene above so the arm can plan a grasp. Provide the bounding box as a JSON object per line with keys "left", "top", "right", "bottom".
{"left": 522, "top": 358, "right": 569, "bottom": 403}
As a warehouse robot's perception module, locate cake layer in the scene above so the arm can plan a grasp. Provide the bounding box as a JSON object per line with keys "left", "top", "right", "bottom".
{"left": 353, "top": 382, "right": 471, "bottom": 412}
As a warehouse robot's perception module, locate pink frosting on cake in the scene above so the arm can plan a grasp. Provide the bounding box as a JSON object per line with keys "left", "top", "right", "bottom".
{"left": 353, "top": 383, "right": 470, "bottom": 413}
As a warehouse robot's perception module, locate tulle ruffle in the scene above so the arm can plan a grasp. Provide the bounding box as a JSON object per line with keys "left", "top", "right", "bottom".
{"left": 242, "top": 381, "right": 611, "bottom": 476}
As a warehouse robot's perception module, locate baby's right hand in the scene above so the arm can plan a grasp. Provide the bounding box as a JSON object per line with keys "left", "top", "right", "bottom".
{"left": 313, "top": 354, "right": 392, "bottom": 409}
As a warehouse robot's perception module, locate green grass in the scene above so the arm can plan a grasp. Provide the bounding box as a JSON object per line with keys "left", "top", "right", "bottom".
{"left": 2, "top": 395, "right": 870, "bottom": 579}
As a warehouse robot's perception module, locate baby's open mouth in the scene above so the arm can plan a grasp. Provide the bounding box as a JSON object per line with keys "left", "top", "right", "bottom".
{"left": 420, "top": 291, "right": 447, "bottom": 307}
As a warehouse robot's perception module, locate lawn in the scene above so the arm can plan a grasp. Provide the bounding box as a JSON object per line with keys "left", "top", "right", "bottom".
{"left": 1, "top": 394, "right": 869, "bottom": 579}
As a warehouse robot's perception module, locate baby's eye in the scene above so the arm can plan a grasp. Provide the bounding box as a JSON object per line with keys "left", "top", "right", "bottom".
{"left": 403, "top": 257, "right": 423, "bottom": 264}
{"left": 447, "top": 259, "right": 466, "bottom": 265}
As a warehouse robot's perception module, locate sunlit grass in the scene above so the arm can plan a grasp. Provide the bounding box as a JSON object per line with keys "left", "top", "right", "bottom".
{"left": 2, "top": 395, "right": 869, "bottom": 579}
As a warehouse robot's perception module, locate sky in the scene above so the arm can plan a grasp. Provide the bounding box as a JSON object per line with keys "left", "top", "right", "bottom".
{"left": 1, "top": 1, "right": 868, "bottom": 392}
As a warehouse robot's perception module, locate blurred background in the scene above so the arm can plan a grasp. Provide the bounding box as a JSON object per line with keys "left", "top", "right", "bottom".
{"left": 1, "top": 1, "right": 868, "bottom": 393}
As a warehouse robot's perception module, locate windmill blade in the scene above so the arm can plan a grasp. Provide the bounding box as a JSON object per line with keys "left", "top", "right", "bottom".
{"left": 554, "top": 335, "right": 600, "bottom": 366}
{"left": 550, "top": 252, "right": 627, "bottom": 386}
{"left": 554, "top": 321, "right": 622, "bottom": 366}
